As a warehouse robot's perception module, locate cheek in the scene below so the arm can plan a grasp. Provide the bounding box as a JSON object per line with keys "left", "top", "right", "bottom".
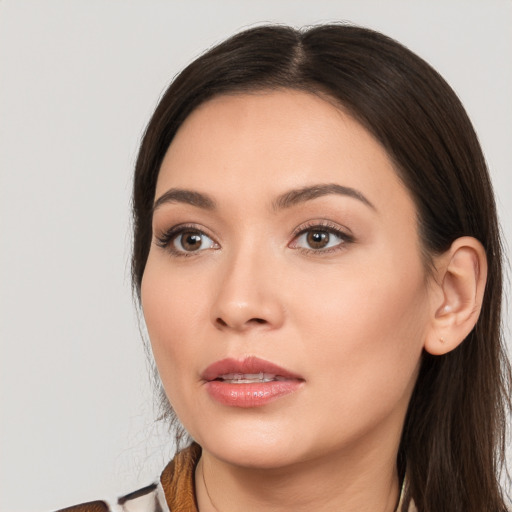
{"left": 141, "top": 257, "right": 206, "bottom": 379}
{"left": 293, "top": 255, "right": 429, "bottom": 398}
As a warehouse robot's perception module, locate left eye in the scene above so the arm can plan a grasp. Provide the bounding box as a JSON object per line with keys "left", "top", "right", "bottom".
{"left": 172, "top": 230, "right": 216, "bottom": 253}
{"left": 294, "top": 228, "right": 346, "bottom": 250}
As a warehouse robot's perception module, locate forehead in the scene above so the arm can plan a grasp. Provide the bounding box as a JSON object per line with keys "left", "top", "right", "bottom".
{"left": 156, "top": 90, "right": 410, "bottom": 215}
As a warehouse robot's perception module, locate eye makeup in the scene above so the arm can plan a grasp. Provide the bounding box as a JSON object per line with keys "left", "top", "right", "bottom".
{"left": 289, "top": 219, "right": 355, "bottom": 255}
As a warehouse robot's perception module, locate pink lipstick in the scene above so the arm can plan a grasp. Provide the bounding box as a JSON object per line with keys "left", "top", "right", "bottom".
{"left": 201, "top": 356, "right": 304, "bottom": 408}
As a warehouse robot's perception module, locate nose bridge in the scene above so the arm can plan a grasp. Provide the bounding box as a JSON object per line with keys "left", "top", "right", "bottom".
{"left": 211, "top": 236, "right": 283, "bottom": 331}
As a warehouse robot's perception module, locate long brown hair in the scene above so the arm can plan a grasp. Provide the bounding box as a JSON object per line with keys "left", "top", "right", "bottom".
{"left": 132, "top": 24, "right": 511, "bottom": 511}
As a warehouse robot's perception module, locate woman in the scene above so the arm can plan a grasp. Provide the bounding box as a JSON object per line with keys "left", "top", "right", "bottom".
{"left": 60, "top": 24, "right": 511, "bottom": 512}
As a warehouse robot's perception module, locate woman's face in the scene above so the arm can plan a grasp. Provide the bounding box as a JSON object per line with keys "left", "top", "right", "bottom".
{"left": 141, "top": 90, "right": 434, "bottom": 469}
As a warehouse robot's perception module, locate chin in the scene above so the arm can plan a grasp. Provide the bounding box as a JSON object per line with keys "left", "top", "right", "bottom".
{"left": 207, "top": 438, "right": 305, "bottom": 470}
{"left": 188, "top": 415, "right": 311, "bottom": 469}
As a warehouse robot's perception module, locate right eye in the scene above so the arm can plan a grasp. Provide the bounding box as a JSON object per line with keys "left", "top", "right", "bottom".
{"left": 156, "top": 226, "right": 218, "bottom": 256}
{"left": 173, "top": 230, "right": 216, "bottom": 253}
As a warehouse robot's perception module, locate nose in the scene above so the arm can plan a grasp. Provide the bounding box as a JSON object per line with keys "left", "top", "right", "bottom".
{"left": 210, "top": 247, "right": 285, "bottom": 332}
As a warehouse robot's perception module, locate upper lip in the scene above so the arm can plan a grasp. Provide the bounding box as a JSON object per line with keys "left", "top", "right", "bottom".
{"left": 201, "top": 356, "right": 303, "bottom": 382}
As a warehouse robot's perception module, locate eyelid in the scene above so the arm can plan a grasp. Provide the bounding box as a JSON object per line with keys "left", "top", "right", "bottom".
{"left": 291, "top": 219, "right": 353, "bottom": 237}
{"left": 289, "top": 220, "right": 355, "bottom": 252}
{"left": 154, "top": 223, "right": 220, "bottom": 256}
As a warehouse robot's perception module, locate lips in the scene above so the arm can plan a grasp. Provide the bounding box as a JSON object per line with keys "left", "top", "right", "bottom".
{"left": 201, "top": 356, "right": 304, "bottom": 408}
{"left": 201, "top": 356, "right": 302, "bottom": 382}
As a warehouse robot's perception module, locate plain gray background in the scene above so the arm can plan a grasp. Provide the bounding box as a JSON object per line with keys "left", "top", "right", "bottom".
{"left": 1, "top": 1, "right": 511, "bottom": 510}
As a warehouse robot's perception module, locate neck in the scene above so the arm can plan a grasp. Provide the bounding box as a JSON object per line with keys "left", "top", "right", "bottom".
{"left": 195, "top": 434, "right": 401, "bottom": 512}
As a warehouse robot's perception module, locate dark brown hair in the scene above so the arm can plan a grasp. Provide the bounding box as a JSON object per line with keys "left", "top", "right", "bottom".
{"left": 132, "top": 24, "right": 511, "bottom": 511}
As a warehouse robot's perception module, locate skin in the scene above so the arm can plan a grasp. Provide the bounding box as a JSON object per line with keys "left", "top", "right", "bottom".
{"left": 141, "top": 90, "right": 483, "bottom": 511}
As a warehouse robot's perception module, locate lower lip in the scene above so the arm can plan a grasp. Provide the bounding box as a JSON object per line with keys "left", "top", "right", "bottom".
{"left": 205, "top": 380, "right": 302, "bottom": 408}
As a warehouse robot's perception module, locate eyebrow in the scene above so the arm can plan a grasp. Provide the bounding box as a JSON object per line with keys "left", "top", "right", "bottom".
{"left": 153, "top": 188, "right": 216, "bottom": 212}
{"left": 153, "top": 183, "right": 375, "bottom": 213}
{"left": 273, "top": 183, "right": 375, "bottom": 211}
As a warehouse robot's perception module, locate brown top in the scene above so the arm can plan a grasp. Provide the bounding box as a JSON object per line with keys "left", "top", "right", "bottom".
{"left": 56, "top": 442, "right": 414, "bottom": 511}
{"left": 160, "top": 442, "right": 201, "bottom": 511}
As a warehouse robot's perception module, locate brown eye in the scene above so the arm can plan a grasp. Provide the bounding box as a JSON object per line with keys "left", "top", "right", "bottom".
{"left": 306, "top": 230, "right": 330, "bottom": 249}
{"left": 173, "top": 230, "right": 215, "bottom": 252}
{"left": 293, "top": 225, "right": 350, "bottom": 252}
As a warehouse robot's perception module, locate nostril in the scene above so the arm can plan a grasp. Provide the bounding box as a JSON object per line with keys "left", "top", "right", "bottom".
{"left": 215, "top": 317, "right": 267, "bottom": 328}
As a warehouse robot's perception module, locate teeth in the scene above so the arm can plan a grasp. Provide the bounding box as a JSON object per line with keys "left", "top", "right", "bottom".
{"left": 218, "top": 372, "right": 278, "bottom": 383}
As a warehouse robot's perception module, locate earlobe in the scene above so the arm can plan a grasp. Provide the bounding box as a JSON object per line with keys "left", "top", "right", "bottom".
{"left": 424, "top": 237, "right": 487, "bottom": 356}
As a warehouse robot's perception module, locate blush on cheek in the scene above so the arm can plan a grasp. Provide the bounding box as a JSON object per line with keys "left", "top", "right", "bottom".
{"left": 304, "top": 268, "right": 427, "bottom": 385}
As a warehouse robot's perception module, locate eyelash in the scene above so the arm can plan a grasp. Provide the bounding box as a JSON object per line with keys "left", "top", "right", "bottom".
{"left": 155, "top": 223, "right": 218, "bottom": 258}
{"left": 290, "top": 220, "right": 354, "bottom": 254}
{"left": 154, "top": 221, "right": 354, "bottom": 257}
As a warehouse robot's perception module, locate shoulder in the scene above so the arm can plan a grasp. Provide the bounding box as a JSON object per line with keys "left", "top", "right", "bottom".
{"left": 57, "top": 501, "right": 110, "bottom": 512}
{"left": 54, "top": 443, "right": 202, "bottom": 512}
{"left": 55, "top": 482, "right": 168, "bottom": 512}
{"left": 56, "top": 502, "right": 110, "bottom": 512}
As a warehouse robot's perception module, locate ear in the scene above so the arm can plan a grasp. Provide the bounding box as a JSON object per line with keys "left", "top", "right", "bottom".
{"left": 424, "top": 236, "right": 487, "bottom": 356}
